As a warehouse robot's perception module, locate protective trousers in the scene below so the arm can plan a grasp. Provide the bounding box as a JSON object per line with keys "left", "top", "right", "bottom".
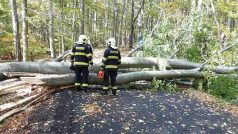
{"left": 103, "top": 70, "right": 117, "bottom": 91}
{"left": 75, "top": 67, "right": 89, "bottom": 88}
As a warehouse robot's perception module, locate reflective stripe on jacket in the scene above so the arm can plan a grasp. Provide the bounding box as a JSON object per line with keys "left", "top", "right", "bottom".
{"left": 71, "top": 43, "right": 91, "bottom": 67}
{"left": 101, "top": 47, "right": 121, "bottom": 70}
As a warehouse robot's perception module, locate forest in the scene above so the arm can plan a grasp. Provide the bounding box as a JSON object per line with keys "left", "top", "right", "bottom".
{"left": 0, "top": 0, "right": 238, "bottom": 133}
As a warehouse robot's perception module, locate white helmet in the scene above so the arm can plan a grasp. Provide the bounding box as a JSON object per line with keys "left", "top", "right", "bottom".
{"left": 77, "top": 35, "right": 87, "bottom": 44}
{"left": 107, "top": 38, "right": 117, "bottom": 49}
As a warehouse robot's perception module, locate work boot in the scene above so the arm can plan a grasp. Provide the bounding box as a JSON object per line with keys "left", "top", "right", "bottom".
{"left": 102, "top": 90, "right": 109, "bottom": 95}
{"left": 112, "top": 90, "right": 117, "bottom": 96}
{"left": 76, "top": 86, "right": 81, "bottom": 91}
{"left": 83, "top": 87, "right": 89, "bottom": 92}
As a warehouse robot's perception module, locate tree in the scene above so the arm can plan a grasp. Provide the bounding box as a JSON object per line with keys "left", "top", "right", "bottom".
{"left": 80, "top": 0, "right": 85, "bottom": 34}
{"left": 60, "top": 0, "right": 65, "bottom": 54}
{"left": 119, "top": 0, "right": 127, "bottom": 46}
{"left": 129, "top": 0, "right": 134, "bottom": 49}
{"left": 10, "top": 0, "right": 21, "bottom": 61}
{"left": 22, "top": 0, "right": 28, "bottom": 61}
{"left": 48, "top": 0, "right": 55, "bottom": 58}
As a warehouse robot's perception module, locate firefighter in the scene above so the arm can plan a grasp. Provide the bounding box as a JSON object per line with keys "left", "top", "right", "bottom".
{"left": 70, "top": 35, "right": 92, "bottom": 91}
{"left": 87, "top": 39, "right": 93, "bottom": 65}
{"left": 101, "top": 38, "right": 121, "bottom": 95}
{"left": 85, "top": 39, "right": 93, "bottom": 89}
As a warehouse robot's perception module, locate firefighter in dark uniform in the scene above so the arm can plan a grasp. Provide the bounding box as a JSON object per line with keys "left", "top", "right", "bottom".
{"left": 85, "top": 39, "right": 93, "bottom": 90}
{"left": 86, "top": 39, "right": 93, "bottom": 65}
{"left": 101, "top": 38, "right": 121, "bottom": 95}
{"left": 70, "top": 35, "right": 92, "bottom": 91}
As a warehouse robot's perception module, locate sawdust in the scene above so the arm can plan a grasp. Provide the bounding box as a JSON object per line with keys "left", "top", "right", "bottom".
{"left": 82, "top": 102, "right": 102, "bottom": 117}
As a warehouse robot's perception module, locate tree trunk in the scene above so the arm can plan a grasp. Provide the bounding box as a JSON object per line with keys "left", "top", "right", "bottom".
{"left": 1, "top": 58, "right": 238, "bottom": 79}
{"left": 210, "top": 0, "right": 222, "bottom": 50}
{"left": 93, "top": 0, "right": 97, "bottom": 44}
{"left": 129, "top": 0, "right": 134, "bottom": 49}
{"left": 19, "top": 69, "right": 205, "bottom": 87}
{"left": 197, "top": 0, "right": 203, "bottom": 13}
{"left": 10, "top": 0, "right": 21, "bottom": 61}
{"left": 112, "top": 0, "right": 119, "bottom": 45}
{"left": 60, "top": 0, "right": 65, "bottom": 54}
{"left": 123, "top": 0, "right": 128, "bottom": 47}
{"left": 119, "top": 0, "right": 127, "bottom": 47}
{"left": 71, "top": 0, "right": 76, "bottom": 42}
{"left": 80, "top": 0, "right": 85, "bottom": 34}
{"left": 136, "top": 0, "right": 145, "bottom": 46}
{"left": 22, "top": 0, "right": 28, "bottom": 62}
{"left": 48, "top": 0, "right": 55, "bottom": 58}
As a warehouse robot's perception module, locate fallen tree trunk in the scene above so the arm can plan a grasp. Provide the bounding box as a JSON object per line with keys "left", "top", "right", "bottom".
{"left": 127, "top": 46, "right": 143, "bottom": 57}
{"left": 20, "top": 69, "right": 205, "bottom": 87}
{"left": 53, "top": 50, "right": 71, "bottom": 62}
{"left": 2, "top": 72, "right": 38, "bottom": 79}
{"left": 1, "top": 58, "right": 238, "bottom": 81}
{"left": 0, "top": 62, "right": 72, "bottom": 74}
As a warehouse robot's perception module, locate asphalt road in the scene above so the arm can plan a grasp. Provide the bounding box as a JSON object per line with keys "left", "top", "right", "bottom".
{"left": 16, "top": 89, "right": 238, "bottom": 134}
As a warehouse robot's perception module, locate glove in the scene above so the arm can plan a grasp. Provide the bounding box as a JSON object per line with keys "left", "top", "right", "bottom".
{"left": 97, "top": 70, "right": 104, "bottom": 79}
{"left": 70, "top": 62, "right": 75, "bottom": 70}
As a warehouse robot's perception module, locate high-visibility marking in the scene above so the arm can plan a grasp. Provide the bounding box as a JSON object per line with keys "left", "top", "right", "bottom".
{"left": 108, "top": 56, "right": 118, "bottom": 59}
{"left": 87, "top": 53, "right": 92, "bottom": 57}
{"left": 81, "top": 83, "right": 89, "bottom": 87}
{"left": 74, "top": 52, "right": 87, "bottom": 56}
{"left": 102, "top": 57, "right": 107, "bottom": 61}
{"left": 75, "top": 83, "right": 81, "bottom": 86}
{"left": 74, "top": 62, "right": 89, "bottom": 66}
{"left": 105, "top": 65, "right": 118, "bottom": 68}
{"left": 110, "top": 50, "right": 118, "bottom": 54}
{"left": 103, "top": 86, "right": 109, "bottom": 90}
{"left": 112, "top": 86, "right": 117, "bottom": 89}
{"left": 76, "top": 47, "right": 85, "bottom": 50}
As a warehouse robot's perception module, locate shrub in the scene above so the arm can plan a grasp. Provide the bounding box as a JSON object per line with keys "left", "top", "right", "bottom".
{"left": 207, "top": 75, "right": 238, "bottom": 101}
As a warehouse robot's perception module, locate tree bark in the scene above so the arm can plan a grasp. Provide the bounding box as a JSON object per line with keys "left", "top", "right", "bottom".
{"left": 137, "top": 0, "right": 145, "bottom": 43}
{"left": 1, "top": 58, "right": 238, "bottom": 80}
{"left": 53, "top": 50, "right": 71, "bottom": 62}
{"left": 22, "top": 0, "right": 28, "bottom": 61}
{"left": 48, "top": 0, "right": 55, "bottom": 58}
{"left": 19, "top": 69, "right": 205, "bottom": 87}
{"left": 10, "top": 0, "right": 21, "bottom": 61}
{"left": 93, "top": 0, "right": 97, "bottom": 44}
{"left": 60, "top": 0, "right": 65, "bottom": 53}
{"left": 129, "top": 0, "right": 134, "bottom": 48}
{"left": 71, "top": 0, "right": 76, "bottom": 42}
{"left": 210, "top": 0, "right": 222, "bottom": 50}
{"left": 123, "top": 0, "right": 128, "bottom": 47}
{"left": 197, "top": 0, "right": 203, "bottom": 13}
{"left": 80, "top": 0, "right": 85, "bottom": 34}
{"left": 118, "top": 0, "right": 127, "bottom": 46}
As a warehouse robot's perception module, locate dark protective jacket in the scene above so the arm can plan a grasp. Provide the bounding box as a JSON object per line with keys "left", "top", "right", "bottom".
{"left": 101, "top": 47, "right": 121, "bottom": 71}
{"left": 87, "top": 44, "right": 93, "bottom": 64}
{"left": 71, "top": 43, "right": 92, "bottom": 67}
